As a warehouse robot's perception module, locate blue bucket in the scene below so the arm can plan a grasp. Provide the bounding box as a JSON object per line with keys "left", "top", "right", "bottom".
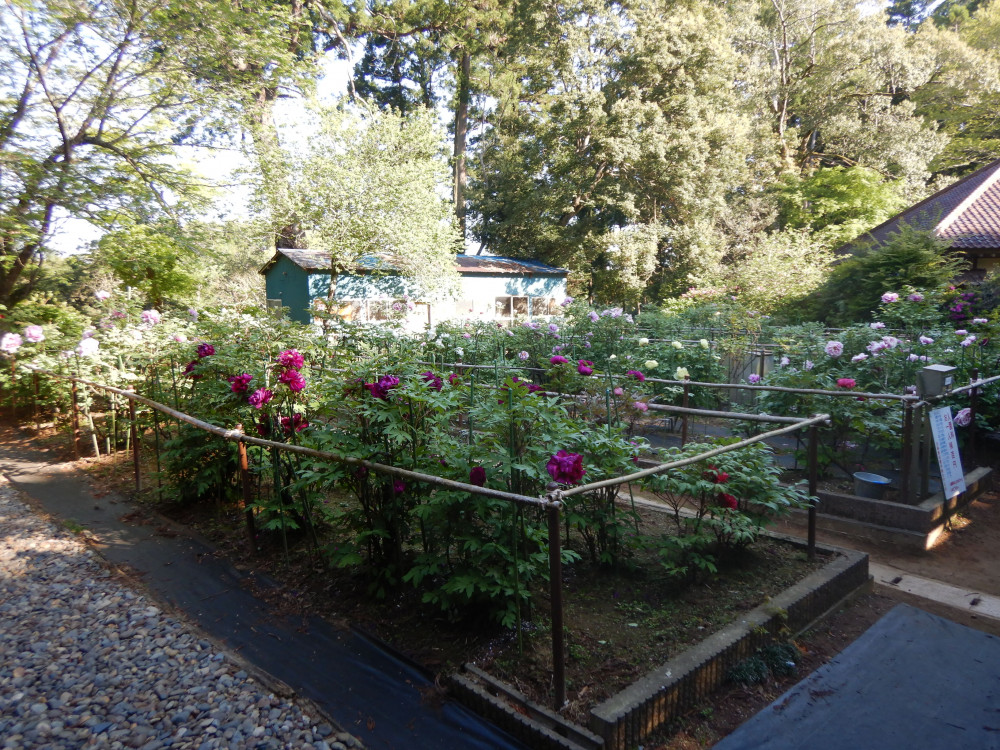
{"left": 853, "top": 472, "right": 891, "bottom": 500}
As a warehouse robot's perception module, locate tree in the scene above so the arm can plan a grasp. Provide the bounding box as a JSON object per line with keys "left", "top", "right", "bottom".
{"left": 775, "top": 167, "right": 908, "bottom": 247}
{"left": 252, "top": 100, "right": 461, "bottom": 297}
{"left": 807, "top": 225, "right": 967, "bottom": 323}
{"left": 730, "top": 0, "right": 948, "bottom": 191}
{"left": 471, "top": 0, "right": 750, "bottom": 300}
{"left": 0, "top": 0, "right": 299, "bottom": 308}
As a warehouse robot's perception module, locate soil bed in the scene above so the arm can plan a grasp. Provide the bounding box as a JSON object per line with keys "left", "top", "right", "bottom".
{"left": 76, "top": 439, "right": 829, "bottom": 729}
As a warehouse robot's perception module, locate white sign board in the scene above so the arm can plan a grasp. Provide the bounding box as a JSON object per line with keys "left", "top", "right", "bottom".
{"left": 929, "top": 406, "right": 966, "bottom": 499}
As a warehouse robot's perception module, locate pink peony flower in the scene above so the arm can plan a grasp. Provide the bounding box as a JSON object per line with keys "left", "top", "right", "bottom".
{"left": 633, "top": 401, "right": 648, "bottom": 412}
{"left": 23, "top": 325, "right": 44, "bottom": 343}
{"left": 95, "top": 290, "right": 111, "bottom": 301}
{"left": 748, "top": 374, "right": 761, "bottom": 384}
{"left": 1, "top": 333, "right": 22, "bottom": 354}
{"left": 824, "top": 341, "right": 843, "bottom": 357}
{"left": 140, "top": 309, "right": 161, "bottom": 325}
{"left": 881, "top": 292, "right": 899, "bottom": 303}
{"left": 953, "top": 408, "right": 972, "bottom": 427}
{"left": 907, "top": 293, "right": 924, "bottom": 302}
{"left": 836, "top": 378, "right": 856, "bottom": 389}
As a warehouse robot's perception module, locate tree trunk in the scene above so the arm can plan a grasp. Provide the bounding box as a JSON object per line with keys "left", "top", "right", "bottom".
{"left": 453, "top": 49, "right": 471, "bottom": 241}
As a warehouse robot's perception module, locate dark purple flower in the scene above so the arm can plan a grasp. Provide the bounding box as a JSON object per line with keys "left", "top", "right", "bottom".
{"left": 392, "top": 479, "right": 406, "bottom": 494}
{"left": 469, "top": 466, "right": 486, "bottom": 486}
{"left": 577, "top": 360, "right": 594, "bottom": 376}
{"left": 365, "top": 375, "right": 400, "bottom": 400}
{"left": 277, "top": 349, "right": 304, "bottom": 370}
{"left": 196, "top": 343, "right": 215, "bottom": 358}
{"left": 278, "top": 369, "right": 306, "bottom": 393}
{"left": 227, "top": 373, "right": 253, "bottom": 393}
{"left": 280, "top": 413, "right": 309, "bottom": 433}
{"left": 546, "top": 450, "right": 586, "bottom": 485}
{"left": 549, "top": 355, "right": 569, "bottom": 365}
{"left": 183, "top": 360, "right": 201, "bottom": 380}
{"left": 420, "top": 371, "right": 443, "bottom": 391}
{"left": 626, "top": 369, "right": 645, "bottom": 382}
{"left": 248, "top": 388, "right": 274, "bottom": 409}
{"left": 447, "top": 373, "right": 461, "bottom": 386}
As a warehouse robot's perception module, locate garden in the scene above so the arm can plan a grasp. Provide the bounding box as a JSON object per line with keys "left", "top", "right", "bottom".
{"left": 0, "top": 280, "right": 995, "bottom": 744}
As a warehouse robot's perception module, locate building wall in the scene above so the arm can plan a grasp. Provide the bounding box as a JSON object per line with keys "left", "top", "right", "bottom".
{"left": 264, "top": 256, "right": 314, "bottom": 324}
{"left": 269, "top": 266, "right": 568, "bottom": 327}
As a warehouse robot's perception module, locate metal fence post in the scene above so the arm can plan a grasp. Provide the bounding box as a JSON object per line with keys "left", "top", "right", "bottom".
{"left": 680, "top": 378, "right": 690, "bottom": 447}
{"left": 128, "top": 389, "right": 141, "bottom": 492}
{"left": 547, "top": 501, "right": 566, "bottom": 711}
{"left": 807, "top": 422, "right": 818, "bottom": 560}
{"left": 236, "top": 425, "right": 257, "bottom": 555}
{"left": 70, "top": 379, "right": 81, "bottom": 460}
{"left": 969, "top": 368, "right": 979, "bottom": 466}
{"left": 900, "top": 401, "right": 913, "bottom": 505}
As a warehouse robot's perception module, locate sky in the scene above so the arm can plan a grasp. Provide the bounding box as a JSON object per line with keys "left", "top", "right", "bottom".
{"left": 48, "top": 53, "right": 354, "bottom": 256}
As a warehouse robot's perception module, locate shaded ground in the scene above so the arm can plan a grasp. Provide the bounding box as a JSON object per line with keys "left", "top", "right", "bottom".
{"left": 14, "top": 420, "right": 1000, "bottom": 748}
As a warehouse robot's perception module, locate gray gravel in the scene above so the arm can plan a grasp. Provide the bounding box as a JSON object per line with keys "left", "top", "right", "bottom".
{"left": 0, "top": 481, "right": 361, "bottom": 750}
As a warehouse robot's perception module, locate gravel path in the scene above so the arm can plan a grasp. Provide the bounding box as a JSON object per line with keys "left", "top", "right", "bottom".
{"left": 0, "top": 481, "right": 360, "bottom": 750}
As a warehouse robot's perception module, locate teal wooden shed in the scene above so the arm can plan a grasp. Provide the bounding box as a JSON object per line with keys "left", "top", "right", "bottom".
{"left": 260, "top": 248, "right": 569, "bottom": 327}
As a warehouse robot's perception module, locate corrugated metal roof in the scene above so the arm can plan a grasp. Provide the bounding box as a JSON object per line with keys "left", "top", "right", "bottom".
{"left": 262, "top": 250, "right": 568, "bottom": 276}
{"left": 842, "top": 160, "right": 1000, "bottom": 254}
{"left": 453, "top": 254, "right": 568, "bottom": 275}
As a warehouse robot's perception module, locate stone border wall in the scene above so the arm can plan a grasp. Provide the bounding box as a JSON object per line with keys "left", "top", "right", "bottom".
{"left": 808, "top": 467, "right": 992, "bottom": 550}
{"left": 588, "top": 542, "right": 869, "bottom": 750}
{"left": 447, "top": 539, "right": 869, "bottom": 750}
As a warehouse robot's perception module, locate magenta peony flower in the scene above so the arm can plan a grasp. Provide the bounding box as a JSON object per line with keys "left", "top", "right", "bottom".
{"left": 469, "top": 466, "right": 486, "bottom": 487}
{"left": 227, "top": 373, "right": 253, "bottom": 393}
{"left": 447, "top": 373, "right": 461, "bottom": 386}
{"left": 196, "top": 343, "right": 215, "bottom": 358}
{"left": 748, "top": 374, "right": 761, "bottom": 384}
{"left": 277, "top": 349, "right": 305, "bottom": 370}
{"left": 248, "top": 388, "right": 274, "bottom": 408}
{"left": 278, "top": 369, "right": 306, "bottom": 392}
{"left": 550, "top": 355, "right": 569, "bottom": 365}
{"left": 392, "top": 479, "right": 406, "bottom": 494}
{"left": 577, "top": 360, "right": 594, "bottom": 376}
{"left": 546, "top": 450, "right": 586, "bottom": 485}
{"left": 836, "top": 378, "right": 856, "bottom": 389}
{"left": 626, "top": 369, "right": 645, "bottom": 382}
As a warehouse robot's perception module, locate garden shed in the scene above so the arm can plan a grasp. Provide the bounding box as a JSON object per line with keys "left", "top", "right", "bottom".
{"left": 840, "top": 158, "right": 1000, "bottom": 279}
{"left": 260, "top": 248, "right": 569, "bottom": 326}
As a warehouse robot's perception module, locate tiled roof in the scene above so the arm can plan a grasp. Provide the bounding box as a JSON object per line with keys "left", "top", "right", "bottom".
{"left": 262, "top": 250, "right": 567, "bottom": 276}
{"left": 842, "top": 160, "right": 1000, "bottom": 253}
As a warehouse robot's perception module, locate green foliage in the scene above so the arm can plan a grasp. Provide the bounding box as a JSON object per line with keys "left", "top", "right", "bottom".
{"left": 775, "top": 167, "right": 908, "bottom": 248}
{"left": 251, "top": 100, "right": 461, "bottom": 298}
{"left": 641, "top": 441, "right": 811, "bottom": 582}
{"left": 809, "top": 226, "right": 967, "bottom": 324}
